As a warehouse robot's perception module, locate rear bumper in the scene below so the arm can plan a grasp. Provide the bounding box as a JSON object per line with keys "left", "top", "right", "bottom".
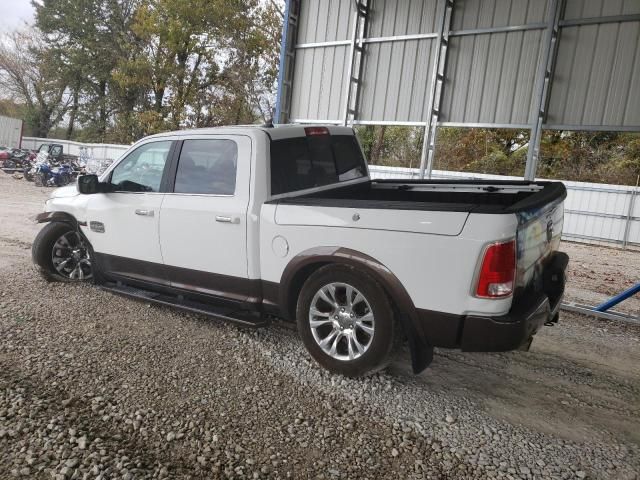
{"left": 460, "top": 251, "right": 568, "bottom": 351}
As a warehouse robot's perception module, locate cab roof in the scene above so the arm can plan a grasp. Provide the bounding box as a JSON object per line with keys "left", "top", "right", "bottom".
{"left": 144, "top": 124, "right": 355, "bottom": 142}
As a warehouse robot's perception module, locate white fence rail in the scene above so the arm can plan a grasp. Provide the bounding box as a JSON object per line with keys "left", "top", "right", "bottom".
{"left": 369, "top": 166, "right": 640, "bottom": 249}
{"left": 20, "top": 137, "right": 639, "bottom": 248}
{"left": 21, "top": 137, "right": 129, "bottom": 161}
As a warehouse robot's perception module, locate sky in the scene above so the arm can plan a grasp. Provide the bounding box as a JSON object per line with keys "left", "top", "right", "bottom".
{"left": 4, "top": 0, "right": 35, "bottom": 30}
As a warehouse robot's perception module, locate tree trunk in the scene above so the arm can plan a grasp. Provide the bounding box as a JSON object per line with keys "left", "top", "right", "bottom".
{"left": 154, "top": 87, "right": 164, "bottom": 113}
{"left": 370, "top": 126, "right": 387, "bottom": 164}
{"left": 98, "top": 81, "right": 107, "bottom": 139}
{"left": 66, "top": 90, "right": 79, "bottom": 140}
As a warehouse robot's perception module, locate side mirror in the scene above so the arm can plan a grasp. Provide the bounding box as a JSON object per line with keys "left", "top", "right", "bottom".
{"left": 77, "top": 174, "right": 101, "bottom": 194}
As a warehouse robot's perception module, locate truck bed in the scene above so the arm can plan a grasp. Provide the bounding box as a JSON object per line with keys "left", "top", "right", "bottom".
{"left": 274, "top": 179, "right": 566, "bottom": 215}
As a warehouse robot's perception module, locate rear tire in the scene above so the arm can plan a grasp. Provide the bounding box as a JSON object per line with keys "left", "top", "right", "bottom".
{"left": 296, "top": 264, "right": 397, "bottom": 377}
{"left": 32, "top": 222, "right": 94, "bottom": 282}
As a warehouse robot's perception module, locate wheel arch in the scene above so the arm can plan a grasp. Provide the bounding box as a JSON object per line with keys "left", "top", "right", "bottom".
{"left": 35, "top": 211, "right": 84, "bottom": 229}
{"left": 279, "top": 247, "right": 433, "bottom": 373}
{"left": 279, "top": 246, "right": 431, "bottom": 350}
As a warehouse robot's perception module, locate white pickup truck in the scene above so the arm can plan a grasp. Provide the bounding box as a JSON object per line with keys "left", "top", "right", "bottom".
{"left": 32, "top": 125, "right": 568, "bottom": 376}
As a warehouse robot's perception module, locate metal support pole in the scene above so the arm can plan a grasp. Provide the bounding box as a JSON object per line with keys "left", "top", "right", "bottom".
{"left": 275, "top": 0, "right": 299, "bottom": 124}
{"left": 342, "top": 0, "right": 370, "bottom": 126}
{"left": 419, "top": 0, "right": 454, "bottom": 179}
{"left": 595, "top": 283, "right": 640, "bottom": 312}
{"left": 622, "top": 175, "right": 639, "bottom": 249}
{"left": 524, "top": 0, "right": 564, "bottom": 180}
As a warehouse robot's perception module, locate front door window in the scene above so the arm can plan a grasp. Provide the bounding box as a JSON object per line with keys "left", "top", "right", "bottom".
{"left": 110, "top": 141, "right": 172, "bottom": 192}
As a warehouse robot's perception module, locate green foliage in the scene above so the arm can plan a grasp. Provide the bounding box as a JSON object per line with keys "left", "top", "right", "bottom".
{"left": 355, "top": 126, "right": 639, "bottom": 185}
{"left": 0, "top": 0, "right": 283, "bottom": 143}
{"left": 0, "top": 29, "right": 70, "bottom": 137}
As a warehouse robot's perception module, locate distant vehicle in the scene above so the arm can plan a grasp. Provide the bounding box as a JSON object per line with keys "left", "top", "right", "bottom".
{"left": 32, "top": 125, "right": 568, "bottom": 377}
{"left": 36, "top": 143, "right": 77, "bottom": 164}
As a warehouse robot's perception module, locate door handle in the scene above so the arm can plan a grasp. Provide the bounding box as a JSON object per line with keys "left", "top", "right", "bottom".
{"left": 135, "top": 209, "right": 154, "bottom": 217}
{"left": 216, "top": 216, "right": 239, "bottom": 224}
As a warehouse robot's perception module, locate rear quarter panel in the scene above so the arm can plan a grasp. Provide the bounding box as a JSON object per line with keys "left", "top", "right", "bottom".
{"left": 260, "top": 204, "right": 518, "bottom": 316}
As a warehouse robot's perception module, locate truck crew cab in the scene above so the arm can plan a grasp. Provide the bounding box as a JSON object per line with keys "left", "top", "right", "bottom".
{"left": 32, "top": 125, "right": 568, "bottom": 376}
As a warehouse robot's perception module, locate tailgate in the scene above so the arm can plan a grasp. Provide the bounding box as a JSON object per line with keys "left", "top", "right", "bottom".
{"left": 515, "top": 199, "right": 564, "bottom": 290}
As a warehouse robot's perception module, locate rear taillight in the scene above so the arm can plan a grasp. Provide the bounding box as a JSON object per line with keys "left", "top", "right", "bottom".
{"left": 304, "top": 126, "right": 330, "bottom": 136}
{"left": 475, "top": 240, "right": 516, "bottom": 298}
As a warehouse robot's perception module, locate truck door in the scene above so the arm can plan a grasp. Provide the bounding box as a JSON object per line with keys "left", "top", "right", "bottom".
{"left": 158, "top": 136, "right": 252, "bottom": 301}
{"left": 84, "top": 139, "right": 175, "bottom": 284}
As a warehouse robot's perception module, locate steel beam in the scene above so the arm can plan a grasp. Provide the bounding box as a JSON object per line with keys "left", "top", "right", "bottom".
{"left": 275, "top": 0, "right": 299, "bottom": 124}
{"left": 623, "top": 180, "right": 639, "bottom": 249}
{"left": 419, "top": 0, "right": 454, "bottom": 179}
{"left": 524, "top": 0, "right": 565, "bottom": 180}
{"left": 342, "top": 0, "right": 370, "bottom": 126}
{"left": 438, "top": 121, "right": 531, "bottom": 129}
{"left": 564, "top": 209, "right": 640, "bottom": 221}
{"left": 295, "top": 39, "right": 351, "bottom": 49}
{"left": 559, "top": 13, "right": 640, "bottom": 27}
{"left": 542, "top": 124, "right": 640, "bottom": 132}
{"left": 449, "top": 22, "right": 547, "bottom": 37}
{"left": 295, "top": 22, "right": 553, "bottom": 49}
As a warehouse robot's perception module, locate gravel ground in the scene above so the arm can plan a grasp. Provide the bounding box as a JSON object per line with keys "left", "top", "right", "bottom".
{"left": 0, "top": 173, "right": 639, "bottom": 479}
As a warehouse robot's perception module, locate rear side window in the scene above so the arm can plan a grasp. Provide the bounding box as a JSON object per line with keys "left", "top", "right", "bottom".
{"left": 270, "top": 134, "right": 367, "bottom": 195}
{"left": 174, "top": 139, "right": 238, "bottom": 195}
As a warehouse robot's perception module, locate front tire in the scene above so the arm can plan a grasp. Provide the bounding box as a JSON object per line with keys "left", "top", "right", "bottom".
{"left": 296, "top": 264, "right": 397, "bottom": 377}
{"left": 32, "top": 222, "right": 93, "bottom": 282}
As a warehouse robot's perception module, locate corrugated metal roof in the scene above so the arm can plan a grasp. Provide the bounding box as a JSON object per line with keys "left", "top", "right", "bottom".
{"left": 441, "top": 28, "right": 545, "bottom": 124}
{"left": 548, "top": 19, "right": 640, "bottom": 127}
{"left": 564, "top": 0, "right": 640, "bottom": 21}
{"left": 286, "top": 0, "right": 640, "bottom": 130}
{"left": 358, "top": 0, "right": 441, "bottom": 122}
{"left": 290, "top": 45, "right": 350, "bottom": 121}
{"left": 297, "top": 0, "right": 354, "bottom": 43}
{"left": 450, "top": 0, "right": 548, "bottom": 30}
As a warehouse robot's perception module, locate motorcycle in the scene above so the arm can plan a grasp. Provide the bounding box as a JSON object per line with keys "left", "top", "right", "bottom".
{"left": 2, "top": 149, "right": 36, "bottom": 175}
{"left": 32, "top": 156, "right": 74, "bottom": 187}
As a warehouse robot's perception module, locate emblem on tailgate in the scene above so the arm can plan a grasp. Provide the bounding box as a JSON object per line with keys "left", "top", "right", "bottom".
{"left": 546, "top": 219, "right": 554, "bottom": 242}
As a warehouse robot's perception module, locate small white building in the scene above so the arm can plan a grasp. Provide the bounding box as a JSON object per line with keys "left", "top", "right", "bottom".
{"left": 0, "top": 115, "right": 23, "bottom": 149}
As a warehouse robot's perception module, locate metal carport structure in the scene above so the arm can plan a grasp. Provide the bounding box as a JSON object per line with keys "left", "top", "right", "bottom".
{"left": 275, "top": 0, "right": 640, "bottom": 180}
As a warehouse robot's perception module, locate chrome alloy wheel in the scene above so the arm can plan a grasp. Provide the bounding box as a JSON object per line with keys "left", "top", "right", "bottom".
{"left": 51, "top": 231, "right": 93, "bottom": 280}
{"left": 309, "top": 282, "right": 375, "bottom": 361}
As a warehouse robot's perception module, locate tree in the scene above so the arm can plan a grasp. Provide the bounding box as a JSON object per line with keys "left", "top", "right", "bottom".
{"left": 35, "top": 0, "right": 140, "bottom": 141}
{"left": 0, "top": 29, "right": 70, "bottom": 137}
{"left": 181, "top": 0, "right": 284, "bottom": 127}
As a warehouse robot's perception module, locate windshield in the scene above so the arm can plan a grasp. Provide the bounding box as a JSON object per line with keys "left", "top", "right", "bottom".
{"left": 270, "top": 134, "right": 367, "bottom": 196}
